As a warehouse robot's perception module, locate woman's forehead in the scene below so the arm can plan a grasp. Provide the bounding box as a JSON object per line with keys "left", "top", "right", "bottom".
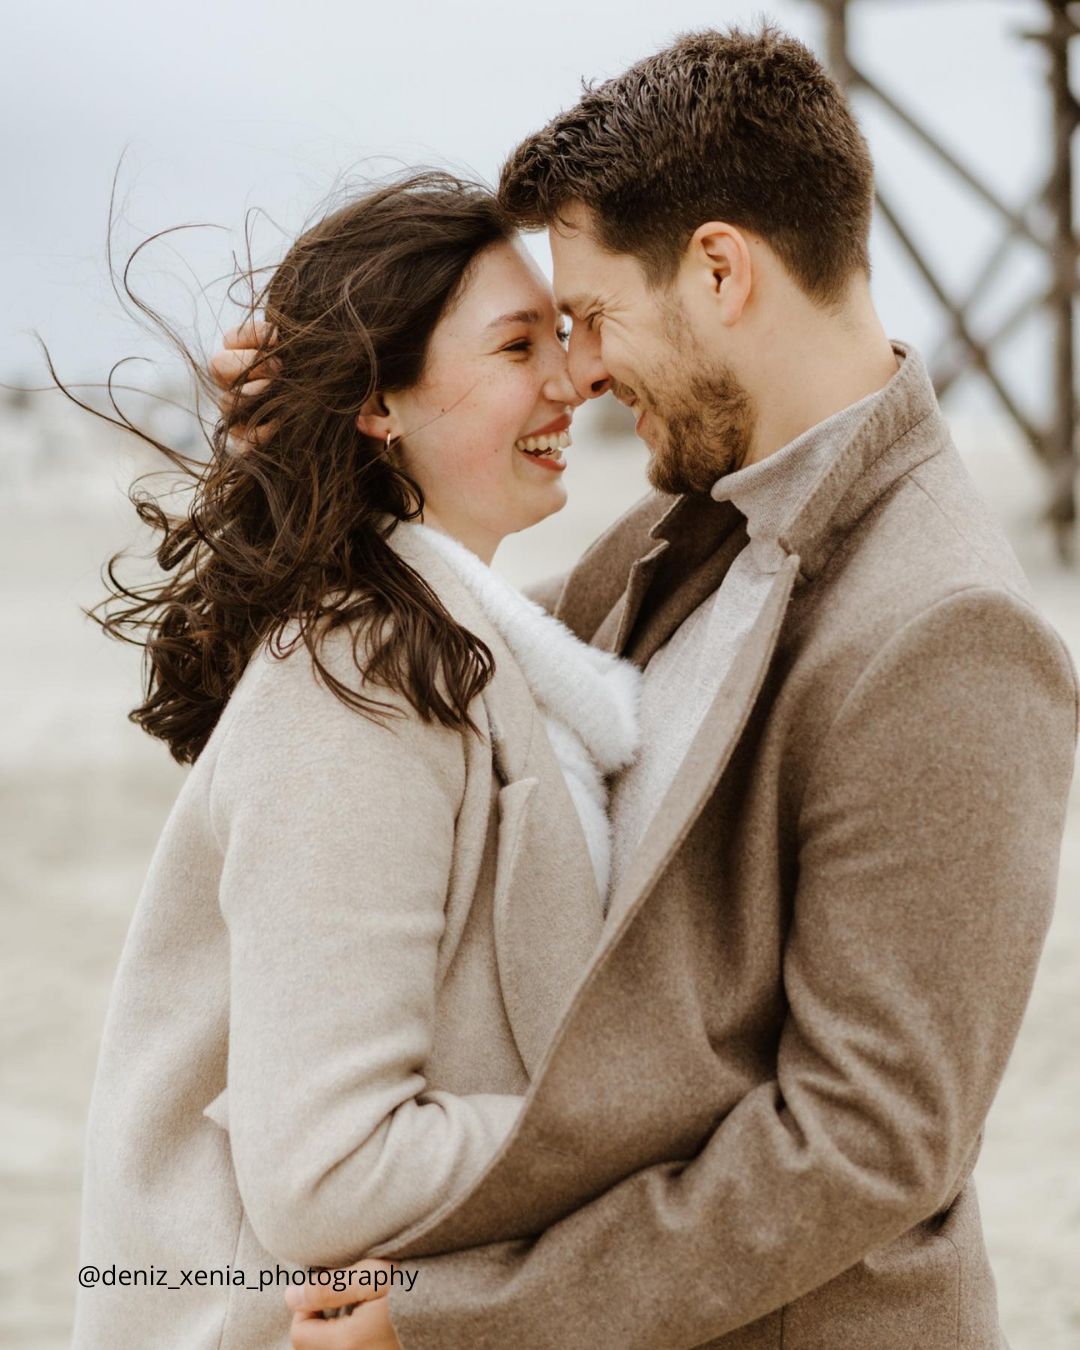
{"left": 455, "top": 240, "right": 555, "bottom": 325}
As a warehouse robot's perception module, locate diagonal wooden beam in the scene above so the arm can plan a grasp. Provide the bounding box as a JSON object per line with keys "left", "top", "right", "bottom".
{"left": 927, "top": 176, "right": 1053, "bottom": 378}
{"left": 848, "top": 58, "right": 1048, "bottom": 251}
{"left": 932, "top": 288, "right": 1054, "bottom": 401}
{"left": 875, "top": 188, "right": 1052, "bottom": 462}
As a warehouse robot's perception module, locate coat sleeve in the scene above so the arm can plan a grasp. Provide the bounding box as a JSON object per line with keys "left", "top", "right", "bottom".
{"left": 386, "top": 587, "right": 1079, "bottom": 1349}
{"left": 207, "top": 629, "right": 523, "bottom": 1269}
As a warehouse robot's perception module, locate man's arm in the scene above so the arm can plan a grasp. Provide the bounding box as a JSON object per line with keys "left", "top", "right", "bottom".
{"left": 376, "top": 588, "right": 1078, "bottom": 1349}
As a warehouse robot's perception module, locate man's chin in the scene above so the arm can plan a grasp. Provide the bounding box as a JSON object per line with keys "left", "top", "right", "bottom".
{"left": 645, "top": 455, "right": 681, "bottom": 496}
{"left": 646, "top": 447, "right": 723, "bottom": 497}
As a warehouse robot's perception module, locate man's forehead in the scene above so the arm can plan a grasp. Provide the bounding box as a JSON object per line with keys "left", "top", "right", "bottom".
{"left": 549, "top": 219, "right": 643, "bottom": 314}
{"left": 549, "top": 233, "right": 606, "bottom": 316}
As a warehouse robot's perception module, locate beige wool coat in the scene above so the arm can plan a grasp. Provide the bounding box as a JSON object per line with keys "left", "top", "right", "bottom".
{"left": 380, "top": 344, "right": 1080, "bottom": 1350}
{"left": 72, "top": 526, "right": 615, "bottom": 1350}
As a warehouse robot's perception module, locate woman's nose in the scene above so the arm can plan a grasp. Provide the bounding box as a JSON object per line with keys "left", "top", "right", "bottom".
{"left": 545, "top": 350, "right": 585, "bottom": 408}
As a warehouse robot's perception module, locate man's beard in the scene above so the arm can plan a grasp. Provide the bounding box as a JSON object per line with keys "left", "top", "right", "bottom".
{"left": 633, "top": 304, "right": 757, "bottom": 496}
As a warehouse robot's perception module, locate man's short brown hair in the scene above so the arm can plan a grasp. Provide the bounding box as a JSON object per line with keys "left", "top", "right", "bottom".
{"left": 498, "top": 25, "right": 875, "bottom": 306}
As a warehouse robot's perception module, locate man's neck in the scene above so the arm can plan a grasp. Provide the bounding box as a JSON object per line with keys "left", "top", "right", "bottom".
{"left": 740, "top": 311, "right": 900, "bottom": 469}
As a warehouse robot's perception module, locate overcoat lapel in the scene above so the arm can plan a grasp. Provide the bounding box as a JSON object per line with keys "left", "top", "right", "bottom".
{"left": 557, "top": 487, "right": 771, "bottom": 949}
{"left": 591, "top": 537, "right": 669, "bottom": 654}
{"left": 476, "top": 647, "right": 604, "bottom": 1077}
{"left": 601, "top": 552, "right": 801, "bottom": 938}
{"left": 551, "top": 490, "right": 676, "bottom": 645}
{"left": 387, "top": 525, "right": 603, "bottom": 1077}
{"left": 582, "top": 493, "right": 747, "bottom": 660}
{"left": 486, "top": 769, "right": 603, "bottom": 1075}
{"left": 623, "top": 508, "right": 747, "bottom": 666}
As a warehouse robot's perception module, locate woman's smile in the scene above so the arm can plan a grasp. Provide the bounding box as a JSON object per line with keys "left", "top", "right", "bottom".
{"left": 513, "top": 411, "right": 572, "bottom": 469}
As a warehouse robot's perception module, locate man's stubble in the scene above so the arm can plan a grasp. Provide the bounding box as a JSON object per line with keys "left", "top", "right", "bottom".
{"left": 641, "top": 297, "right": 757, "bottom": 497}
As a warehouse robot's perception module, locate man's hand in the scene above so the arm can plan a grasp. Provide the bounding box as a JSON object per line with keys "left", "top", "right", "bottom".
{"left": 286, "top": 1260, "right": 403, "bottom": 1350}
{"left": 208, "top": 317, "right": 279, "bottom": 446}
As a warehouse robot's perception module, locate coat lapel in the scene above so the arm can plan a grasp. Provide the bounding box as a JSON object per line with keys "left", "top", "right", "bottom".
{"left": 552, "top": 490, "right": 677, "bottom": 645}
{"left": 582, "top": 493, "right": 746, "bottom": 660}
{"left": 623, "top": 508, "right": 748, "bottom": 666}
{"left": 487, "top": 769, "right": 604, "bottom": 1075}
{"left": 601, "top": 553, "right": 801, "bottom": 939}
{"left": 478, "top": 654, "right": 604, "bottom": 1076}
{"left": 591, "top": 537, "right": 669, "bottom": 654}
{"left": 387, "top": 524, "right": 603, "bottom": 1077}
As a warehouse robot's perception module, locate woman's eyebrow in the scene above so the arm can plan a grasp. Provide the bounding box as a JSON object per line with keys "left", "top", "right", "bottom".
{"left": 483, "top": 308, "right": 542, "bottom": 331}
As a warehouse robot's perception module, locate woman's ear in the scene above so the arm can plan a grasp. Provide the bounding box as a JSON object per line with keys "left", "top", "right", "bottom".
{"left": 355, "top": 392, "right": 394, "bottom": 441}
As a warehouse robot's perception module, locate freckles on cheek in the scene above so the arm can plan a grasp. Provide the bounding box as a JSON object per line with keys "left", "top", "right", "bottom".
{"left": 461, "top": 379, "right": 525, "bottom": 458}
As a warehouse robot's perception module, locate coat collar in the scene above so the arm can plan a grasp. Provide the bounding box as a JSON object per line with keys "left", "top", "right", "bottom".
{"left": 776, "top": 340, "right": 945, "bottom": 583}
{"left": 566, "top": 492, "right": 746, "bottom": 663}
{"left": 395, "top": 522, "right": 640, "bottom": 777}
{"left": 386, "top": 522, "right": 537, "bottom": 784}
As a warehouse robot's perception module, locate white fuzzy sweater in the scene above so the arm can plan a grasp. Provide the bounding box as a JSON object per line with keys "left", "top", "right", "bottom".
{"left": 396, "top": 524, "right": 642, "bottom": 907}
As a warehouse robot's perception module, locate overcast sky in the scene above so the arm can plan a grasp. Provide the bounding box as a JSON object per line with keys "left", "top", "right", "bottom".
{"left": 1, "top": 0, "right": 1060, "bottom": 420}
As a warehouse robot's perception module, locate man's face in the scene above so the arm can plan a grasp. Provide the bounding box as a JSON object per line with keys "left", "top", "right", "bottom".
{"left": 549, "top": 204, "right": 756, "bottom": 494}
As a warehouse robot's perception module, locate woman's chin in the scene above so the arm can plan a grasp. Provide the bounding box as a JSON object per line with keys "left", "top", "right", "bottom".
{"left": 522, "top": 483, "right": 569, "bottom": 528}
{"left": 492, "top": 483, "right": 569, "bottom": 540}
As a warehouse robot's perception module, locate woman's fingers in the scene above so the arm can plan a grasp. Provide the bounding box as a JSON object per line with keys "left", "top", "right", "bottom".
{"left": 291, "top": 1297, "right": 402, "bottom": 1350}
{"left": 289, "top": 1307, "right": 364, "bottom": 1349}
{"left": 218, "top": 378, "right": 273, "bottom": 411}
{"left": 213, "top": 377, "right": 276, "bottom": 446}
{"left": 285, "top": 1260, "right": 395, "bottom": 1316}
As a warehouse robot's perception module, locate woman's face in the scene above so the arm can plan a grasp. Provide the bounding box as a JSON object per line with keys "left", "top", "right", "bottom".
{"left": 385, "top": 238, "right": 581, "bottom": 561}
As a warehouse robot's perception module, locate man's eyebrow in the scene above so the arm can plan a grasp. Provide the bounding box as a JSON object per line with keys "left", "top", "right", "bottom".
{"left": 483, "top": 308, "right": 542, "bottom": 331}
{"left": 557, "top": 294, "right": 599, "bottom": 318}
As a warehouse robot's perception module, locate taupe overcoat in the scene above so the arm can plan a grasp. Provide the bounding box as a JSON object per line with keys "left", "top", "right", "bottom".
{"left": 383, "top": 345, "right": 1080, "bottom": 1350}
{"left": 72, "top": 526, "right": 606, "bottom": 1349}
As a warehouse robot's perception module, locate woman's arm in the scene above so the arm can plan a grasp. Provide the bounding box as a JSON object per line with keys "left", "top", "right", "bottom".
{"left": 207, "top": 627, "right": 523, "bottom": 1269}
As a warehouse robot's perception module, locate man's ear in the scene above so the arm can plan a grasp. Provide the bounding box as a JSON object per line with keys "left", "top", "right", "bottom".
{"left": 688, "top": 222, "right": 752, "bottom": 324}
{"left": 355, "top": 392, "right": 394, "bottom": 441}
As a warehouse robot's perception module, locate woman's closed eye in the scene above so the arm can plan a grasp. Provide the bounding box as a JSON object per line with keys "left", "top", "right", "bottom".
{"left": 502, "top": 327, "right": 570, "bottom": 355}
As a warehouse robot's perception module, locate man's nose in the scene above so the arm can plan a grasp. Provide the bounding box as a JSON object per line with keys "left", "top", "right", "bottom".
{"left": 568, "top": 334, "right": 612, "bottom": 402}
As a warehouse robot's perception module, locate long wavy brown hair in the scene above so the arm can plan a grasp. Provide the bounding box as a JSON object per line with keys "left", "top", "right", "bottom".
{"left": 58, "top": 171, "right": 515, "bottom": 765}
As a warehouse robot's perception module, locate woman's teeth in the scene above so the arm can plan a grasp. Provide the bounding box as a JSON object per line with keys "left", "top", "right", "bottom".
{"left": 514, "top": 429, "right": 572, "bottom": 458}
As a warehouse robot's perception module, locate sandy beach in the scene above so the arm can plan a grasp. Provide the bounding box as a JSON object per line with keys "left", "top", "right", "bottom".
{"left": 1, "top": 406, "right": 1077, "bottom": 1347}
